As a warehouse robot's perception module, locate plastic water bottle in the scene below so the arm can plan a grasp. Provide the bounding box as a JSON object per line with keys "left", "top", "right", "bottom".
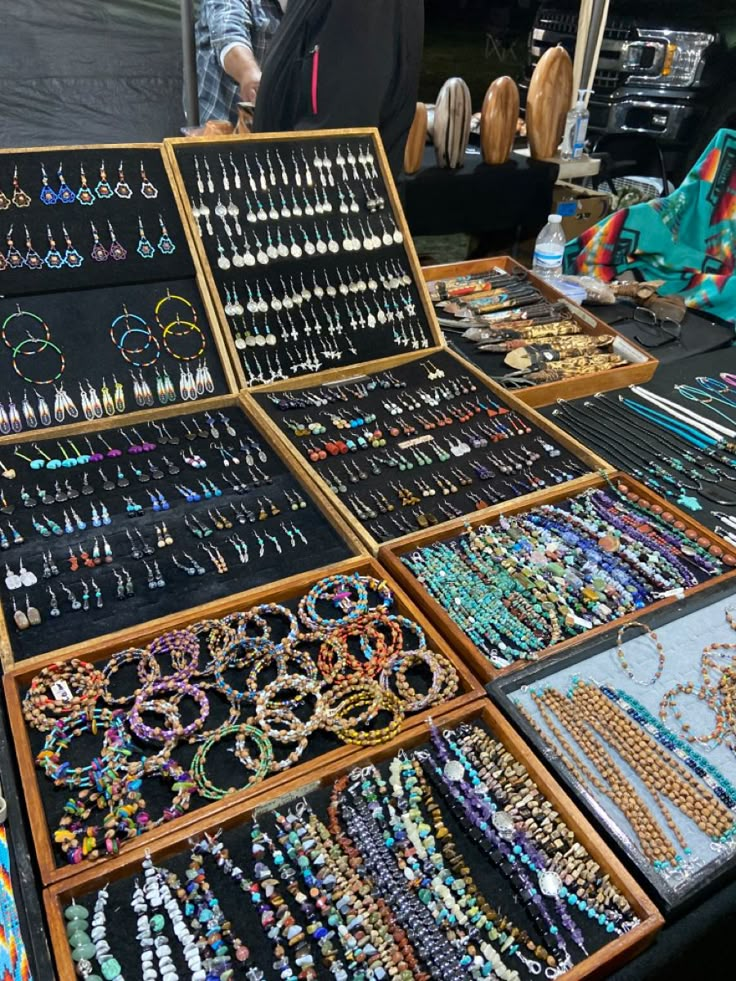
{"left": 532, "top": 214, "right": 566, "bottom": 281}
{"left": 560, "top": 89, "right": 592, "bottom": 160}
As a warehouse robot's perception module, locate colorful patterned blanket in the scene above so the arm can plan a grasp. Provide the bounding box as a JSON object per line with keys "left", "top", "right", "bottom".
{"left": 564, "top": 129, "right": 736, "bottom": 326}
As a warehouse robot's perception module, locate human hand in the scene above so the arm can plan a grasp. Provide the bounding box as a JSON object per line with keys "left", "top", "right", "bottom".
{"left": 223, "top": 44, "right": 262, "bottom": 104}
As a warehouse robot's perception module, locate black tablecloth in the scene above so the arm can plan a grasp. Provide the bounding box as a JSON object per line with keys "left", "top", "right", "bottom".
{"left": 398, "top": 146, "right": 559, "bottom": 237}
{"left": 589, "top": 300, "right": 733, "bottom": 364}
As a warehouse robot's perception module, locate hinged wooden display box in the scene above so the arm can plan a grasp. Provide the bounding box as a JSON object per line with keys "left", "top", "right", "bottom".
{"left": 4, "top": 555, "right": 483, "bottom": 887}
{"left": 423, "top": 257, "right": 658, "bottom": 408}
{"left": 378, "top": 472, "right": 736, "bottom": 684}
{"left": 44, "top": 697, "right": 663, "bottom": 981}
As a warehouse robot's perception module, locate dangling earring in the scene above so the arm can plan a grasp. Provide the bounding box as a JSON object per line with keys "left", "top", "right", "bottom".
{"left": 90, "top": 220, "right": 109, "bottom": 261}
{"left": 21, "top": 393, "right": 37, "bottom": 428}
{"left": 107, "top": 220, "right": 127, "bottom": 261}
{"left": 136, "top": 215, "right": 155, "bottom": 258}
{"left": 11, "top": 167, "right": 31, "bottom": 208}
{"left": 77, "top": 164, "right": 95, "bottom": 205}
{"left": 36, "top": 391, "right": 52, "bottom": 427}
{"left": 23, "top": 225, "right": 43, "bottom": 269}
{"left": 140, "top": 161, "right": 158, "bottom": 199}
{"left": 95, "top": 160, "right": 113, "bottom": 199}
{"left": 157, "top": 214, "right": 175, "bottom": 254}
{"left": 56, "top": 163, "right": 76, "bottom": 204}
{"left": 114, "top": 160, "right": 132, "bottom": 199}
{"left": 39, "top": 163, "right": 58, "bottom": 205}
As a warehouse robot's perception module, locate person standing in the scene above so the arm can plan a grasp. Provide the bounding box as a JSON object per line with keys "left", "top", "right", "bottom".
{"left": 253, "top": 0, "right": 424, "bottom": 175}
{"left": 195, "top": 0, "right": 286, "bottom": 124}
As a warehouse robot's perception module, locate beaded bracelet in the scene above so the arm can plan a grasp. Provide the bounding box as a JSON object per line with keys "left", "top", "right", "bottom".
{"left": 381, "top": 648, "right": 459, "bottom": 712}
{"left": 147, "top": 628, "right": 201, "bottom": 680}
{"left": 23, "top": 659, "right": 105, "bottom": 732}
{"left": 36, "top": 708, "right": 119, "bottom": 788}
{"left": 254, "top": 674, "right": 325, "bottom": 741}
{"left": 320, "top": 678, "right": 405, "bottom": 744}
{"left": 189, "top": 617, "right": 238, "bottom": 678}
{"left": 191, "top": 723, "right": 272, "bottom": 799}
{"left": 298, "top": 573, "right": 369, "bottom": 631}
{"left": 101, "top": 646, "right": 160, "bottom": 706}
{"left": 130, "top": 679, "right": 209, "bottom": 742}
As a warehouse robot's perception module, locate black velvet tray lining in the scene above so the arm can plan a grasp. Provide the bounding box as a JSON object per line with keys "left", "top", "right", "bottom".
{"left": 62, "top": 722, "right": 622, "bottom": 981}
{"left": 538, "top": 353, "right": 736, "bottom": 536}
{"left": 172, "top": 136, "right": 437, "bottom": 376}
{"left": 0, "top": 406, "right": 352, "bottom": 662}
{"left": 0, "top": 147, "right": 191, "bottom": 295}
{"left": 0, "top": 277, "right": 229, "bottom": 435}
{"left": 25, "top": 583, "right": 467, "bottom": 869}
{"left": 255, "top": 350, "right": 589, "bottom": 544}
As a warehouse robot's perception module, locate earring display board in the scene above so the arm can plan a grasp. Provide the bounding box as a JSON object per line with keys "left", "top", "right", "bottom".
{"left": 0, "top": 144, "right": 237, "bottom": 435}
{"left": 423, "top": 257, "right": 657, "bottom": 408}
{"left": 249, "top": 347, "right": 610, "bottom": 552}
{"left": 492, "top": 577, "right": 736, "bottom": 916}
{"left": 164, "top": 130, "right": 443, "bottom": 389}
{"left": 0, "top": 395, "right": 359, "bottom": 669}
{"left": 43, "top": 700, "right": 663, "bottom": 981}
{"left": 379, "top": 472, "right": 736, "bottom": 684}
{"left": 4, "top": 556, "right": 482, "bottom": 886}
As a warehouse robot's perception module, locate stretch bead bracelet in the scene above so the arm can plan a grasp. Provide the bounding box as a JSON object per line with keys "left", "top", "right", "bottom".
{"left": 130, "top": 679, "right": 210, "bottom": 741}
{"left": 192, "top": 723, "right": 272, "bottom": 799}
{"left": 23, "top": 658, "right": 105, "bottom": 731}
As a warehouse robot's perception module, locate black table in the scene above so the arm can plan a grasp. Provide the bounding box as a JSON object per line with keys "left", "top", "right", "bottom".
{"left": 398, "top": 146, "right": 558, "bottom": 241}
{"left": 589, "top": 300, "right": 733, "bottom": 364}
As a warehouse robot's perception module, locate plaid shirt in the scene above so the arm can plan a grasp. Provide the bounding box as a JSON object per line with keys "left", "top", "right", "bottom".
{"left": 195, "top": 0, "right": 283, "bottom": 123}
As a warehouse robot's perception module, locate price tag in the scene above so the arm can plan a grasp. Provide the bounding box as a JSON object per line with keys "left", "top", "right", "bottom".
{"left": 51, "top": 680, "right": 73, "bottom": 703}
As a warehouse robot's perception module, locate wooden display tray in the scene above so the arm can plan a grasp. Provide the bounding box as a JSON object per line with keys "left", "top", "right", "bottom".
{"left": 4, "top": 554, "right": 483, "bottom": 887}
{"left": 162, "top": 128, "right": 446, "bottom": 391}
{"left": 0, "top": 393, "right": 365, "bottom": 673}
{"left": 423, "top": 256, "right": 658, "bottom": 408}
{"left": 0, "top": 143, "right": 241, "bottom": 444}
{"left": 378, "top": 471, "right": 736, "bottom": 684}
{"left": 44, "top": 697, "right": 663, "bottom": 981}
{"left": 244, "top": 345, "right": 614, "bottom": 554}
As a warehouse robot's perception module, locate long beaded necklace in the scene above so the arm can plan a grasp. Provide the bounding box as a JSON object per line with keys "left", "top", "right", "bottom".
{"left": 406, "top": 757, "right": 556, "bottom": 970}
{"left": 338, "top": 798, "right": 469, "bottom": 981}
{"left": 455, "top": 725, "right": 633, "bottom": 924}
{"left": 258, "top": 819, "right": 352, "bottom": 980}
{"left": 325, "top": 776, "right": 429, "bottom": 981}
{"left": 436, "top": 726, "right": 622, "bottom": 941}
{"left": 601, "top": 687, "right": 736, "bottom": 811}
{"left": 360, "top": 758, "right": 519, "bottom": 981}
{"left": 272, "top": 809, "right": 383, "bottom": 981}
{"left": 420, "top": 732, "right": 576, "bottom": 971}
{"left": 519, "top": 690, "right": 681, "bottom": 869}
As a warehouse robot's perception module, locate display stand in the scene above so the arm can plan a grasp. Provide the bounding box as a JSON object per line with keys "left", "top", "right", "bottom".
{"left": 0, "top": 394, "right": 362, "bottom": 670}
{"left": 423, "top": 257, "right": 658, "bottom": 407}
{"left": 379, "top": 472, "right": 736, "bottom": 683}
{"left": 0, "top": 144, "right": 239, "bottom": 435}
{"left": 44, "top": 699, "right": 663, "bottom": 981}
{"left": 163, "top": 130, "right": 444, "bottom": 389}
{"left": 4, "top": 555, "right": 482, "bottom": 886}
{"left": 246, "top": 346, "right": 612, "bottom": 552}
{"left": 492, "top": 576, "right": 736, "bottom": 916}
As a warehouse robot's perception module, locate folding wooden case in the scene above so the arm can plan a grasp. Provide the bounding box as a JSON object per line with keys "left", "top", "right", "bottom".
{"left": 4, "top": 554, "right": 483, "bottom": 887}
{"left": 242, "top": 344, "right": 615, "bottom": 554}
{"left": 162, "top": 129, "right": 445, "bottom": 390}
{"left": 0, "top": 393, "right": 365, "bottom": 673}
{"left": 378, "top": 471, "right": 736, "bottom": 684}
{"left": 491, "top": 574, "right": 736, "bottom": 917}
{"left": 0, "top": 143, "right": 240, "bottom": 432}
{"left": 423, "top": 256, "right": 658, "bottom": 408}
{"left": 44, "top": 697, "right": 663, "bottom": 981}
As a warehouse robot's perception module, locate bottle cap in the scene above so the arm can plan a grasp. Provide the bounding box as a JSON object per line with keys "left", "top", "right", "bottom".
{"left": 548, "top": 214, "right": 562, "bottom": 223}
